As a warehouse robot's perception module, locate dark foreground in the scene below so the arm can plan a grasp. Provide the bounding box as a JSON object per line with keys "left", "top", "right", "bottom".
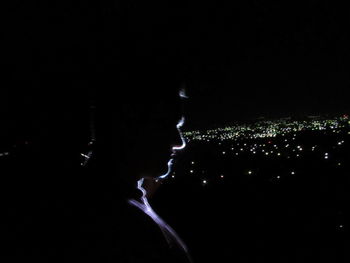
{"left": 153, "top": 127, "right": 350, "bottom": 263}
{"left": 1, "top": 124, "right": 349, "bottom": 262}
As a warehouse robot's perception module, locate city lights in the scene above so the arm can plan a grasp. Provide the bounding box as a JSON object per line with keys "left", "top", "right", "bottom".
{"left": 184, "top": 115, "right": 348, "bottom": 142}
{"left": 170, "top": 113, "right": 350, "bottom": 190}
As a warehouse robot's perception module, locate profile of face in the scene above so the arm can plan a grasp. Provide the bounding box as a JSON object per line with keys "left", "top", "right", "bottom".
{"left": 132, "top": 91, "right": 186, "bottom": 180}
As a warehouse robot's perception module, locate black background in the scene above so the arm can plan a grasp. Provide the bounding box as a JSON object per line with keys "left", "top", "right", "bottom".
{"left": 2, "top": 1, "right": 350, "bottom": 128}
{"left": 1, "top": 1, "right": 350, "bottom": 262}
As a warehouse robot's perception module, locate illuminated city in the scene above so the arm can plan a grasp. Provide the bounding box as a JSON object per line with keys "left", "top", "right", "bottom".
{"left": 184, "top": 114, "right": 350, "bottom": 142}
{"left": 152, "top": 113, "right": 350, "bottom": 262}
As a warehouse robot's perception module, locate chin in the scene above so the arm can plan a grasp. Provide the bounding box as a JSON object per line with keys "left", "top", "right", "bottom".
{"left": 160, "top": 159, "right": 175, "bottom": 176}
{"left": 141, "top": 154, "right": 174, "bottom": 177}
{"left": 151, "top": 165, "right": 169, "bottom": 177}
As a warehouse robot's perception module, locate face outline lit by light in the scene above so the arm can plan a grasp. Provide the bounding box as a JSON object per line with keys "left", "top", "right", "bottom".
{"left": 138, "top": 88, "right": 189, "bottom": 190}
{"left": 156, "top": 89, "right": 188, "bottom": 181}
{"left": 128, "top": 88, "right": 192, "bottom": 261}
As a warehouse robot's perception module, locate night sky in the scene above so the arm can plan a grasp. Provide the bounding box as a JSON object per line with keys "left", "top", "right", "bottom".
{"left": 184, "top": 2, "right": 350, "bottom": 128}
{"left": 2, "top": 1, "right": 350, "bottom": 127}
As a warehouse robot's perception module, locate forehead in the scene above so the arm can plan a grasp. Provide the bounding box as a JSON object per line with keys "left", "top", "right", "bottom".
{"left": 121, "top": 88, "right": 185, "bottom": 123}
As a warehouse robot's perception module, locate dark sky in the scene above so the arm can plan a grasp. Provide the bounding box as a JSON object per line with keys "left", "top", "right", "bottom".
{"left": 2, "top": 1, "right": 350, "bottom": 129}
{"left": 182, "top": 2, "right": 350, "bottom": 128}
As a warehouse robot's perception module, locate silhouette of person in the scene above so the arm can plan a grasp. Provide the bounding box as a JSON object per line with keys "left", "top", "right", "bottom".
{"left": 1, "top": 2, "right": 193, "bottom": 261}
{"left": 87, "top": 84, "right": 193, "bottom": 263}
{"left": 1, "top": 86, "right": 192, "bottom": 263}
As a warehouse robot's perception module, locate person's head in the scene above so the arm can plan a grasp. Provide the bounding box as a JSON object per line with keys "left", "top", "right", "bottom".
{"left": 95, "top": 80, "right": 189, "bottom": 198}
{"left": 120, "top": 86, "right": 187, "bottom": 179}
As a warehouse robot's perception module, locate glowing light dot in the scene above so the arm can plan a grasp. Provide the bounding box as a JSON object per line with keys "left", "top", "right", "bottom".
{"left": 203, "top": 180, "right": 207, "bottom": 184}
{"left": 190, "top": 170, "right": 194, "bottom": 173}
{"left": 222, "top": 151, "right": 226, "bottom": 155}
{"left": 338, "top": 163, "right": 342, "bottom": 166}
{"left": 291, "top": 171, "right": 295, "bottom": 175}
{"left": 220, "top": 175, "right": 224, "bottom": 178}
{"left": 191, "top": 161, "right": 195, "bottom": 165}
{"left": 265, "top": 152, "right": 269, "bottom": 155}
{"left": 277, "top": 176, "right": 280, "bottom": 179}
{"left": 277, "top": 153, "right": 281, "bottom": 156}
{"left": 248, "top": 171, "right": 252, "bottom": 175}
{"left": 171, "top": 175, "right": 175, "bottom": 178}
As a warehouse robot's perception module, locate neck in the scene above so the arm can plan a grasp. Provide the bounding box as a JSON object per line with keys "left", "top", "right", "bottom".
{"left": 128, "top": 177, "right": 192, "bottom": 262}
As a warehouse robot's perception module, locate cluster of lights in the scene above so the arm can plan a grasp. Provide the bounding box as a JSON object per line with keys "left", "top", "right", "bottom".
{"left": 181, "top": 115, "right": 348, "bottom": 187}
{"left": 201, "top": 136, "right": 345, "bottom": 160}
{"left": 183, "top": 115, "right": 347, "bottom": 189}
{"left": 170, "top": 114, "right": 349, "bottom": 231}
{"left": 184, "top": 114, "right": 349, "bottom": 142}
